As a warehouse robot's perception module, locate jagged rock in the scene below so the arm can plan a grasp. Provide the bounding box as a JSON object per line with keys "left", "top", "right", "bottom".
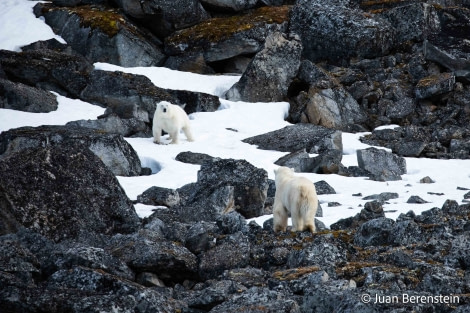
{"left": 184, "top": 280, "right": 247, "bottom": 311}
{"left": 243, "top": 124, "right": 342, "bottom": 154}
{"left": 356, "top": 147, "right": 406, "bottom": 181}
{"left": 225, "top": 32, "right": 302, "bottom": 102}
{"left": 0, "top": 78, "right": 58, "bottom": 113}
{"left": 0, "top": 145, "right": 139, "bottom": 241}
{"left": 314, "top": 181, "right": 336, "bottom": 195}
{"left": 199, "top": 232, "right": 250, "bottom": 280}
{"left": 136, "top": 186, "right": 180, "bottom": 207}
{"left": 0, "top": 49, "right": 92, "bottom": 98}
{"left": 165, "top": 6, "right": 289, "bottom": 63}
{"left": 167, "top": 88, "right": 221, "bottom": 114}
{"left": 66, "top": 114, "right": 149, "bottom": 137}
{"left": 197, "top": 158, "right": 269, "bottom": 219}
{"left": 331, "top": 200, "right": 385, "bottom": 230}
{"left": 21, "top": 38, "right": 80, "bottom": 56}
{"left": 176, "top": 151, "right": 215, "bottom": 165}
{"left": 35, "top": 3, "right": 166, "bottom": 67}
{"left": 184, "top": 221, "right": 219, "bottom": 254}
{"left": 114, "top": 0, "right": 209, "bottom": 37}
{"left": 0, "top": 125, "right": 142, "bottom": 176}
{"left": 353, "top": 217, "right": 395, "bottom": 247}
{"left": 107, "top": 232, "right": 198, "bottom": 283}
{"left": 290, "top": 0, "right": 396, "bottom": 64}
{"left": 310, "top": 150, "right": 343, "bottom": 174}
{"left": 274, "top": 149, "right": 315, "bottom": 173}
{"left": 415, "top": 73, "right": 455, "bottom": 99}
{"left": 216, "top": 211, "right": 248, "bottom": 235}
{"left": 294, "top": 86, "right": 367, "bottom": 131}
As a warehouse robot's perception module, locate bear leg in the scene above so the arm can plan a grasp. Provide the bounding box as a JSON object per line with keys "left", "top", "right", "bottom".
{"left": 169, "top": 131, "right": 180, "bottom": 144}
{"left": 273, "top": 200, "right": 288, "bottom": 232}
{"left": 153, "top": 127, "right": 162, "bottom": 144}
{"left": 183, "top": 125, "right": 194, "bottom": 142}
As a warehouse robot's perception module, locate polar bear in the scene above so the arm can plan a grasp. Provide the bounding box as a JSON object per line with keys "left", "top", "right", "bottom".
{"left": 153, "top": 101, "right": 194, "bottom": 144}
{"left": 273, "top": 166, "right": 318, "bottom": 233}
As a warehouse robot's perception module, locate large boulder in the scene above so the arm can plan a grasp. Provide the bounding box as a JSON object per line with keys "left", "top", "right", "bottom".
{"left": 0, "top": 145, "right": 140, "bottom": 242}
{"left": 225, "top": 32, "right": 302, "bottom": 102}
{"left": 34, "top": 3, "right": 166, "bottom": 67}
{"left": 290, "top": 0, "right": 396, "bottom": 63}
{"left": 356, "top": 147, "right": 407, "bottom": 181}
{"left": 0, "top": 49, "right": 92, "bottom": 98}
{"left": 242, "top": 124, "right": 342, "bottom": 154}
{"left": 164, "top": 6, "right": 289, "bottom": 63}
{"left": 0, "top": 125, "right": 142, "bottom": 177}
{"left": 0, "top": 78, "right": 58, "bottom": 113}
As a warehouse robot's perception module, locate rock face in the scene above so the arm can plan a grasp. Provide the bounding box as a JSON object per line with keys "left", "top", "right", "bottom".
{"left": 0, "top": 125, "right": 142, "bottom": 176}
{"left": 225, "top": 32, "right": 302, "bottom": 102}
{"left": 0, "top": 145, "right": 140, "bottom": 241}
{"left": 290, "top": 0, "right": 396, "bottom": 64}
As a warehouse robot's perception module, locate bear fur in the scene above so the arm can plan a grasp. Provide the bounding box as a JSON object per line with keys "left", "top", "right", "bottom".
{"left": 153, "top": 101, "right": 194, "bottom": 144}
{"left": 273, "top": 166, "right": 318, "bottom": 233}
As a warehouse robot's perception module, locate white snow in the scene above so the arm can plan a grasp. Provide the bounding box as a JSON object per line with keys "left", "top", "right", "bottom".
{"left": 1, "top": 0, "right": 470, "bottom": 228}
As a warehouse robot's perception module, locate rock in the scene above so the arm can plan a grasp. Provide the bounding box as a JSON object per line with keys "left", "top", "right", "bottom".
{"left": 274, "top": 149, "right": 316, "bottom": 173}
{"left": 66, "top": 114, "right": 149, "bottom": 137}
{"left": 353, "top": 217, "right": 395, "bottom": 247}
{"left": 197, "top": 158, "right": 269, "bottom": 219}
{"left": 295, "top": 87, "right": 367, "bottom": 131}
{"left": 330, "top": 200, "right": 385, "bottom": 230}
{"left": 216, "top": 211, "right": 248, "bottom": 235}
{"left": 0, "top": 145, "right": 139, "bottom": 241}
{"left": 114, "top": 0, "right": 209, "bottom": 37}
{"left": 0, "top": 78, "right": 58, "bottom": 113}
{"left": 136, "top": 186, "right": 180, "bottom": 207}
{"left": 167, "top": 89, "right": 221, "bottom": 114}
{"left": 199, "top": 232, "right": 250, "bottom": 280}
{"left": 0, "top": 49, "right": 92, "bottom": 98}
{"left": 184, "top": 221, "right": 219, "bottom": 254}
{"left": 394, "top": 141, "right": 427, "bottom": 157}
{"left": 415, "top": 73, "right": 455, "bottom": 99}
{"left": 314, "top": 181, "right": 336, "bottom": 195}
{"left": 406, "top": 196, "right": 429, "bottom": 204}
{"left": 185, "top": 280, "right": 247, "bottom": 311}
{"left": 362, "top": 192, "right": 399, "bottom": 202}
{"left": 0, "top": 125, "right": 142, "bottom": 177}
{"left": 107, "top": 232, "right": 198, "bottom": 284}
{"left": 175, "top": 151, "right": 215, "bottom": 165}
{"left": 356, "top": 147, "right": 406, "bottom": 181}
{"left": 164, "top": 6, "right": 289, "bottom": 63}
{"left": 225, "top": 32, "right": 302, "bottom": 102}
{"left": 290, "top": 0, "right": 396, "bottom": 63}
{"left": 34, "top": 3, "right": 166, "bottom": 67}
{"left": 243, "top": 124, "right": 342, "bottom": 154}
{"left": 310, "top": 150, "right": 343, "bottom": 174}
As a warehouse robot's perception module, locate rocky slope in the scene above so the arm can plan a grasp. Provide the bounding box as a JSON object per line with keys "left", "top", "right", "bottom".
{"left": 2, "top": 0, "right": 470, "bottom": 312}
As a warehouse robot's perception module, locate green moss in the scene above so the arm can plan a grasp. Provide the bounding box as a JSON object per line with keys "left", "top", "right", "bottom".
{"left": 166, "top": 6, "right": 291, "bottom": 46}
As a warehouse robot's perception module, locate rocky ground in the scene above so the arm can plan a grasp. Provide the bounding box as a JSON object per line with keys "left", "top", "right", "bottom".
{"left": 2, "top": 0, "right": 470, "bottom": 312}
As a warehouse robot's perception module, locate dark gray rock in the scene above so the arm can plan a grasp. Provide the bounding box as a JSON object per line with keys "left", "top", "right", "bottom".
{"left": 0, "top": 49, "right": 92, "bottom": 98}
{"left": 274, "top": 149, "right": 316, "bottom": 173}
{"left": 314, "top": 181, "right": 336, "bottom": 195}
{"left": 0, "top": 125, "right": 142, "bottom": 177}
{"left": 362, "top": 192, "right": 399, "bottom": 202}
{"left": 0, "top": 145, "right": 139, "bottom": 241}
{"left": 357, "top": 147, "right": 406, "bottom": 181}
{"left": 197, "top": 158, "right": 269, "bottom": 219}
{"left": 290, "top": 0, "right": 396, "bottom": 63}
{"left": 216, "top": 211, "right": 248, "bottom": 235}
{"left": 107, "top": 232, "right": 198, "bottom": 283}
{"left": 243, "top": 124, "right": 342, "bottom": 154}
{"left": 200, "top": 0, "right": 257, "bottom": 12}
{"left": 353, "top": 217, "right": 395, "bottom": 247}
{"left": 415, "top": 73, "right": 455, "bottom": 99}
{"left": 136, "top": 186, "right": 180, "bottom": 207}
{"left": 406, "top": 195, "right": 429, "bottom": 204}
{"left": 114, "top": 0, "right": 209, "bottom": 37}
{"left": 184, "top": 221, "right": 219, "bottom": 255}
{"left": 35, "top": 3, "right": 166, "bottom": 67}
{"left": 176, "top": 151, "right": 215, "bottom": 165}
{"left": 225, "top": 32, "right": 302, "bottom": 102}
{"left": 66, "top": 114, "right": 150, "bottom": 137}
{"left": 199, "top": 232, "right": 250, "bottom": 280}
{"left": 310, "top": 149, "right": 343, "bottom": 174}
{"left": 164, "top": 6, "right": 289, "bottom": 64}
{"left": 331, "top": 201, "right": 385, "bottom": 231}
{"left": 185, "top": 280, "right": 246, "bottom": 311}
{"left": 0, "top": 79, "right": 58, "bottom": 113}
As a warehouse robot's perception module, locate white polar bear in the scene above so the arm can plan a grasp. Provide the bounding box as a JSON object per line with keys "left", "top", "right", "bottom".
{"left": 152, "top": 101, "right": 194, "bottom": 144}
{"left": 273, "top": 166, "right": 318, "bottom": 233}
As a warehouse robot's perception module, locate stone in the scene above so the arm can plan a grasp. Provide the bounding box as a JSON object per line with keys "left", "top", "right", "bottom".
{"left": 0, "top": 79, "right": 58, "bottom": 113}
{"left": 353, "top": 217, "right": 395, "bottom": 247}
{"left": 175, "top": 151, "right": 215, "bottom": 165}
{"left": 136, "top": 186, "right": 180, "bottom": 207}
{"left": 357, "top": 147, "right": 406, "bottom": 181}
{"left": 415, "top": 73, "right": 455, "bottom": 99}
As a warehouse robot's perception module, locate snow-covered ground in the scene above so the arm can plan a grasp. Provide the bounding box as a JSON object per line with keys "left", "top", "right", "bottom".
{"left": 1, "top": 0, "right": 470, "bottom": 228}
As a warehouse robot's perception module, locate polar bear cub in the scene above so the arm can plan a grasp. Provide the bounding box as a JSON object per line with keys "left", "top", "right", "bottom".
{"left": 273, "top": 166, "right": 318, "bottom": 233}
{"left": 153, "top": 101, "right": 194, "bottom": 144}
